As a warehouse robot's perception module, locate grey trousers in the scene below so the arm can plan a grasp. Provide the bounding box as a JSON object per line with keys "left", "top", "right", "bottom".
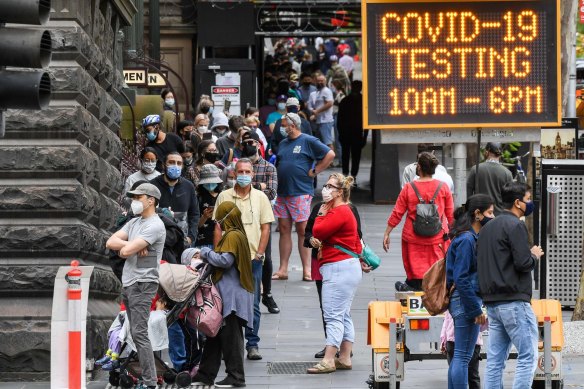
{"left": 122, "top": 281, "right": 158, "bottom": 387}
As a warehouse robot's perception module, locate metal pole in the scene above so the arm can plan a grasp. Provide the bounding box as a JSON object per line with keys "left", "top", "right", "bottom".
{"left": 568, "top": 42, "right": 577, "bottom": 117}
{"left": 389, "top": 318, "right": 397, "bottom": 389}
{"left": 475, "top": 129, "right": 482, "bottom": 193}
{"left": 453, "top": 143, "right": 467, "bottom": 208}
{"left": 544, "top": 317, "right": 552, "bottom": 389}
{"left": 149, "top": 0, "right": 160, "bottom": 63}
{"left": 0, "top": 110, "right": 5, "bottom": 138}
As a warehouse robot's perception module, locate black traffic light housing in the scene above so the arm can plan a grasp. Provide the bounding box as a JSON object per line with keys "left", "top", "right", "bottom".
{"left": 0, "top": 0, "right": 52, "bottom": 136}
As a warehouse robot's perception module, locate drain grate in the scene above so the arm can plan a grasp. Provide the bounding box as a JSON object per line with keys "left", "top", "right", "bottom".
{"left": 267, "top": 361, "right": 316, "bottom": 375}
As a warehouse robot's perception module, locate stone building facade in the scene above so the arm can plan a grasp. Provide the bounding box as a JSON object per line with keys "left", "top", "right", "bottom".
{"left": 0, "top": 0, "right": 136, "bottom": 380}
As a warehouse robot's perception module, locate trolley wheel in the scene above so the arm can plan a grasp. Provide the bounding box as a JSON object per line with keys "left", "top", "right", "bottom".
{"left": 108, "top": 371, "right": 120, "bottom": 387}
{"left": 373, "top": 381, "right": 400, "bottom": 389}
{"left": 163, "top": 370, "right": 177, "bottom": 384}
{"left": 119, "top": 372, "right": 135, "bottom": 389}
{"left": 175, "top": 371, "right": 192, "bottom": 387}
{"left": 532, "top": 380, "right": 563, "bottom": 389}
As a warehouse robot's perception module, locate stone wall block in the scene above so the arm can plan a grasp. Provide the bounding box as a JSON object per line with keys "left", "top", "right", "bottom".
{"left": 0, "top": 144, "right": 98, "bottom": 186}
{"left": 0, "top": 224, "right": 108, "bottom": 257}
{"left": 50, "top": 26, "right": 91, "bottom": 67}
{"left": 99, "top": 159, "right": 123, "bottom": 199}
{"left": 99, "top": 193, "right": 121, "bottom": 230}
{"left": 4, "top": 107, "right": 92, "bottom": 144}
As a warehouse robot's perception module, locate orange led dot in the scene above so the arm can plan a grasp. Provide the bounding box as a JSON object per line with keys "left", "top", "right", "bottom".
{"left": 389, "top": 88, "right": 402, "bottom": 115}
{"left": 446, "top": 12, "right": 458, "bottom": 43}
{"left": 389, "top": 48, "right": 408, "bottom": 79}
{"left": 439, "top": 88, "right": 456, "bottom": 114}
{"left": 404, "top": 88, "right": 420, "bottom": 115}
{"left": 432, "top": 48, "right": 451, "bottom": 79}
{"left": 383, "top": 13, "right": 401, "bottom": 44}
{"left": 424, "top": 12, "right": 444, "bottom": 43}
{"left": 403, "top": 12, "right": 423, "bottom": 43}
{"left": 507, "top": 86, "right": 523, "bottom": 113}
{"left": 489, "top": 47, "right": 509, "bottom": 78}
{"left": 460, "top": 12, "right": 480, "bottom": 43}
{"left": 453, "top": 48, "right": 473, "bottom": 78}
{"left": 489, "top": 86, "right": 505, "bottom": 114}
{"left": 422, "top": 88, "right": 437, "bottom": 114}
{"left": 510, "top": 47, "right": 531, "bottom": 78}
{"left": 411, "top": 48, "right": 431, "bottom": 80}
{"left": 525, "top": 86, "right": 542, "bottom": 113}
{"left": 475, "top": 47, "right": 488, "bottom": 78}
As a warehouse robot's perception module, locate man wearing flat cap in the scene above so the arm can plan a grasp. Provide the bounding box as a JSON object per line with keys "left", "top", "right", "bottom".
{"left": 106, "top": 183, "right": 166, "bottom": 389}
{"left": 467, "top": 142, "right": 513, "bottom": 215}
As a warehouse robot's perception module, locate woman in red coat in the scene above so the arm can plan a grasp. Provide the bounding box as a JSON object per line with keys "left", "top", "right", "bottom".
{"left": 382, "top": 152, "right": 454, "bottom": 291}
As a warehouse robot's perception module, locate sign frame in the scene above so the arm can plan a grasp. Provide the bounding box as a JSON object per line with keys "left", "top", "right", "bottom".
{"left": 361, "top": 0, "right": 562, "bottom": 130}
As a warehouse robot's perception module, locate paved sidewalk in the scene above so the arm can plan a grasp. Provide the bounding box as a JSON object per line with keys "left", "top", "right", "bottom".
{"left": 3, "top": 164, "right": 584, "bottom": 388}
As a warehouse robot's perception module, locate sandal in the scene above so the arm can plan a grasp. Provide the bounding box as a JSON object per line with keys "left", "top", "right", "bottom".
{"left": 271, "top": 273, "right": 288, "bottom": 280}
{"left": 334, "top": 358, "right": 352, "bottom": 370}
{"left": 302, "top": 275, "right": 312, "bottom": 282}
{"left": 307, "top": 361, "right": 336, "bottom": 374}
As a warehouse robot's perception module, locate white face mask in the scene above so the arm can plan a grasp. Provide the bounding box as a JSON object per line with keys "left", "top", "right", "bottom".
{"left": 198, "top": 126, "right": 210, "bottom": 134}
{"left": 142, "top": 161, "right": 156, "bottom": 174}
{"left": 131, "top": 200, "right": 144, "bottom": 215}
{"left": 321, "top": 187, "right": 334, "bottom": 203}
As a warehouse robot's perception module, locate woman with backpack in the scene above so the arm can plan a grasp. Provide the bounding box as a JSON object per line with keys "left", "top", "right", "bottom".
{"left": 382, "top": 152, "right": 454, "bottom": 291}
{"left": 445, "top": 194, "right": 492, "bottom": 389}
{"left": 191, "top": 201, "right": 254, "bottom": 388}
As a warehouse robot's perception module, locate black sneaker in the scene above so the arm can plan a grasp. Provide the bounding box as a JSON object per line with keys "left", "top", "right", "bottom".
{"left": 215, "top": 376, "right": 246, "bottom": 388}
{"left": 262, "top": 294, "right": 280, "bottom": 314}
{"left": 395, "top": 281, "right": 416, "bottom": 292}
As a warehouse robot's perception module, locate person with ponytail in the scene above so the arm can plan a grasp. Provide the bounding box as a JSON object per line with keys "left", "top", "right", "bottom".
{"left": 445, "top": 194, "right": 493, "bottom": 389}
{"left": 307, "top": 173, "right": 368, "bottom": 374}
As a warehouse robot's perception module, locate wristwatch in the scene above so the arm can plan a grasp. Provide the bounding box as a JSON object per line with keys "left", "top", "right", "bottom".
{"left": 256, "top": 253, "right": 265, "bottom": 261}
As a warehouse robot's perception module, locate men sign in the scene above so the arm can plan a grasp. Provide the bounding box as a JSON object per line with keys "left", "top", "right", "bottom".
{"left": 362, "top": 0, "right": 561, "bottom": 129}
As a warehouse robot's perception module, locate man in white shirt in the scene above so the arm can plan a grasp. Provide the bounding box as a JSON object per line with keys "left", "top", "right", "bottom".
{"left": 402, "top": 145, "right": 454, "bottom": 192}
{"left": 339, "top": 48, "right": 354, "bottom": 79}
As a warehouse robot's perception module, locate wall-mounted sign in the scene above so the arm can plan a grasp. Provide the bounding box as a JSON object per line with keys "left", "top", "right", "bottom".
{"left": 211, "top": 86, "right": 241, "bottom": 116}
{"left": 362, "top": 0, "right": 561, "bottom": 129}
{"left": 123, "top": 69, "right": 168, "bottom": 88}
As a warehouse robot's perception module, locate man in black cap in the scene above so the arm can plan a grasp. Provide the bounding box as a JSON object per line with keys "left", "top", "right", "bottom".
{"left": 106, "top": 183, "right": 166, "bottom": 389}
{"left": 467, "top": 142, "right": 513, "bottom": 215}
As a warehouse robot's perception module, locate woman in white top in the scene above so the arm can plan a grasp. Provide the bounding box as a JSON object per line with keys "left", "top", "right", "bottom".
{"left": 123, "top": 147, "right": 161, "bottom": 196}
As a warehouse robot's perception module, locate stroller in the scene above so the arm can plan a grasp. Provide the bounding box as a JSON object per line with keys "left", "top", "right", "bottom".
{"left": 106, "top": 262, "right": 212, "bottom": 388}
{"left": 105, "top": 309, "right": 177, "bottom": 388}
{"left": 157, "top": 261, "right": 215, "bottom": 388}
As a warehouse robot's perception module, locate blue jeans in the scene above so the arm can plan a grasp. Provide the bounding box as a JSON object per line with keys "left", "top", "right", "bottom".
{"left": 317, "top": 122, "right": 334, "bottom": 145}
{"left": 320, "top": 258, "right": 362, "bottom": 348}
{"left": 168, "top": 321, "right": 186, "bottom": 371}
{"left": 447, "top": 292, "right": 480, "bottom": 389}
{"left": 485, "top": 301, "right": 538, "bottom": 389}
{"left": 245, "top": 259, "right": 263, "bottom": 349}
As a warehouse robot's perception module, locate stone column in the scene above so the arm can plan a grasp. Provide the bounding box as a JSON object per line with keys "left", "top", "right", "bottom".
{"left": 0, "top": 0, "right": 136, "bottom": 380}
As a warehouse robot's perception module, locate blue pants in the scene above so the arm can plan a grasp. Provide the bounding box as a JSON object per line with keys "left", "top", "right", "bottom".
{"left": 168, "top": 321, "right": 186, "bottom": 371}
{"left": 447, "top": 292, "right": 480, "bottom": 389}
{"left": 320, "top": 258, "right": 362, "bottom": 348}
{"left": 485, "top": 301, "right": 538, "bottom": 389}
{"left": 245, "top": 259, "right": 263, "bottom": 349}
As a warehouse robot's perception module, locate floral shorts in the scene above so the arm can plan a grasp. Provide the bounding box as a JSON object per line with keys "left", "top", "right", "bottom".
{"left": 273, "top": 195, "right": 313, "bottom": 222}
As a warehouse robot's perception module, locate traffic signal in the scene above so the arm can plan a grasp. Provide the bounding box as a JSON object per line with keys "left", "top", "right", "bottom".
{"left": 0, "top": 0, "right": 52, "bottom": 111}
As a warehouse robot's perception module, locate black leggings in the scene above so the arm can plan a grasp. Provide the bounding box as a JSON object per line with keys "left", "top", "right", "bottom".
{"left": 261, "top": 230, "right": 273, "bottom": 296}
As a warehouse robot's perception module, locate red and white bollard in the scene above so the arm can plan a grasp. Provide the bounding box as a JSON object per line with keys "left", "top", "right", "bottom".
{"left": 66, "top": 260, "right": 82, "bottom": 389}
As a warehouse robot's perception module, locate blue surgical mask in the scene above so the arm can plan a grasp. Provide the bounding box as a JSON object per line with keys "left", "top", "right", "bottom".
{"left": 203, "top": 183, "right": 218, "bottom": 192}
{"left": 146, "top": 131, "right": 157, "bottom": 141}
{"left": 166, "top": 165, "right": 182, "bottom": 180}
{"left": 236, "top": 175, "right": 252, "bottom": 187}
{"left": 277, "top": 102, "right": 286, "bottom": 111}
{"left": 280, "top": 127, "right": 288, "bottom": 138}
{"left": 208, "top": 106, "right": 214, "bottom": 115}
{"left": 165, "top": 98, "right": 175, "bottom": 107}
{"left": 520, "top": 200, "right": 534, "bottom": 217}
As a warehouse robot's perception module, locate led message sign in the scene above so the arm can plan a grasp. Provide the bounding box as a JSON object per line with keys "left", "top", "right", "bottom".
{"left": 362, "top": 0, "right": 561, "bottom": 129}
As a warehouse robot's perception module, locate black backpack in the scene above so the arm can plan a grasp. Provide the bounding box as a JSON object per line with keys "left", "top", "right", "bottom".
{"left": 410, "top": 181, "right": 444, "bottom": 237}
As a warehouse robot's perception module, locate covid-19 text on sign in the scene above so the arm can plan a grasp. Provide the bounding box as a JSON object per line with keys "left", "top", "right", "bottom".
{"left": 362, "top": 0, "right": 560, "bottom": 129}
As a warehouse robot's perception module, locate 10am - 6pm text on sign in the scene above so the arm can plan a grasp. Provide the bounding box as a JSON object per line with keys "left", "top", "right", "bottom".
{"left": 361, "top": 0, "right": 561, "bottom": 129}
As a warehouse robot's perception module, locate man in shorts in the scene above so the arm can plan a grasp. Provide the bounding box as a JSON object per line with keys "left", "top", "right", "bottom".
{"left": 106, "top": 183, "right": 166, "bottom": 389}
{"left": 272, "top": 112, "right": 335, "bottom": 281}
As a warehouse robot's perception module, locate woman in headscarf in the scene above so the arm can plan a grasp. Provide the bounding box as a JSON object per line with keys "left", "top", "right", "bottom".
{"left": 192, "top": 201, "right": 254, "bottom": 388}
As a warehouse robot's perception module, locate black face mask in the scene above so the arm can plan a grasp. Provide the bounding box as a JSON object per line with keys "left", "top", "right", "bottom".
{"left": 205, "top": 152, "right": 219, "bottom": 163}
{"left": 242, "top": 144, "right": 258, "bottom": 157}
{"left": 302, "top": 82, "right": 312, "bottom": 87}
{"left": 201, "top": 106, "right": 210, "bottom": 114}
